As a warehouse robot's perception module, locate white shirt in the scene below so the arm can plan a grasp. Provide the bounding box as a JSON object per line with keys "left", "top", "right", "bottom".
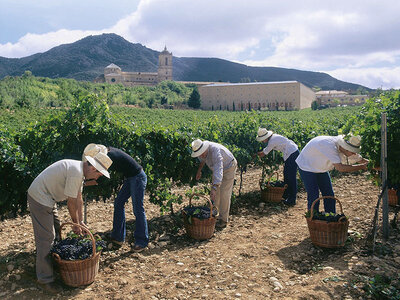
{"left": 199, "top": 142, "right": 235, "bottom": 185}
{"left": 262, "top": 134, "right": 298, "bottom": 161}
{"left": 28, "top": 159, "right": 84, "bottom": 208}
{"left": 295, "top": 136, "right": 341, "bottom": 173}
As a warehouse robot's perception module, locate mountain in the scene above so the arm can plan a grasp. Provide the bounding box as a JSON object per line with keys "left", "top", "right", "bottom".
{"left": 0, "top": 33, "right": 370, "bottom": 91}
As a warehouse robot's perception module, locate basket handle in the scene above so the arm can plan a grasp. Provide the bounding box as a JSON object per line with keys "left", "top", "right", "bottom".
{"left": 267, "top": 171, "right": 280, "bottom": 185}
{"left": 188, "top": 193, "right": 217, "bottom": 220}
{"left": 54, "top": 222, "right": 97, "bottom": 259}
{"left": 308, "top": 196, "right": 344, "bottom": 220}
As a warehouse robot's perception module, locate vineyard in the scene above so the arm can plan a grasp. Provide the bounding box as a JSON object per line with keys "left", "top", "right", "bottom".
{"left": 0, "top": 88, "right": 399, "bottom": 299}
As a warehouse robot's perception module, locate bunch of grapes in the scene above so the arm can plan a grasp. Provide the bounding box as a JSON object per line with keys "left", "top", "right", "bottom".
{"left": 268, "top": 180, "right": 285, "bottom": 187}
{"left": 183, "top": 206, "right": 218, "bottom": 220}
{"left": 51, "top": 232, "right": 107, "bottom": 260}
{"left": 305, "top": 211, "right": 347, "bottom": 223}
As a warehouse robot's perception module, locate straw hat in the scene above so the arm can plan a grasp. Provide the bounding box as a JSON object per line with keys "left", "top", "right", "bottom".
{"left": 256, "top": 128, "right": 273, "bottom": 142}
{"left": 191, "top": 139, "right": 210, "bottom": 157}
{"left": 85, "top": 152, "right": 112, "bottom": 178}
{"left": 337, "top": 134, "right": 361, "bottom": 154}
{"left": 82, "top": 143, "right": 107, "bottom": 162}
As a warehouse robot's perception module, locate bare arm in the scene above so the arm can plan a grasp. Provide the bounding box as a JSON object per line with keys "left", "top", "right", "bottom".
{"left": 333, "top": 162, "right": 368, "bottom": 173}
{"left": 196, "top": 161, "right": 206, "bottom": 180}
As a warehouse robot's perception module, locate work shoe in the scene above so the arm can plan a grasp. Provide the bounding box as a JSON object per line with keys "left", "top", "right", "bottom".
{"left": 104, "top": 233, "right": 123, "bottom": 250}
{"left": 216, "top": 220, "right": 228, "bottom": 229}
{"left": 282, "top": 199, "right": 295, "bottom": 206}
{"left": 37, "top": 281, "right": 62, "bottom": 294}
{"left": 131, "top": 244, "right": 147, "bottom": 253}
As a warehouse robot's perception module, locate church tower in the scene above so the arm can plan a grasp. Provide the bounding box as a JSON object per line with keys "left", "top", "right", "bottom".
{"left": 157, "top": 46, "right": 173, "bottom": 82}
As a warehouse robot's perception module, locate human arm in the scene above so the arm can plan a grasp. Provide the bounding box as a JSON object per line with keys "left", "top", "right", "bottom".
{"left": 67, "top": 191, "right": 88, "bottom": 234}
{"left": 257, "top": 151, "right": 266, "bottom": 158}
{"left": 196, "top": 161, "right": 206, "bottom": 180}
{"left": 333, "top": 162, "right": 368, "bottom": 173}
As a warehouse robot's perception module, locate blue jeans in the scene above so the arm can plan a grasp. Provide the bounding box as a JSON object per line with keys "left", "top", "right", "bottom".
{"left": 112, "top": 170, "right": 148, "bottom": 247}
{"left": 282, "top": 150, "right": 299, "bottom": 204}
{"left": 298, "top": 168, "right": 335, "bottom": 213}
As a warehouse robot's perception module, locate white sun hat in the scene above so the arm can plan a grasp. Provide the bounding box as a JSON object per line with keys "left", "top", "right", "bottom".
{"left": 82, "top": 143, "right": 108, "bottom": 162}
{"left": 256, "top": 128, "right": 273, "bottom": 142}
{"left": 85, "top": 152, "right": 112, "bottom": 178}
{"left": 337, "top": 134, "right": 361, "bottom": 154}
{"left": 191, "top": 139, "right": 210, "bottom": 158}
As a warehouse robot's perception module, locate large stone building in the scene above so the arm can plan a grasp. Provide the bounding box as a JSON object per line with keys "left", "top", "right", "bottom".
{"left": 198, "top": 81, "right": 316, "bottom": 111}
{"left": 315, "top": 90, "right": 368, "bottom": 107}
{"left": 104, "top": 46, "right": 173, "bottom": 86}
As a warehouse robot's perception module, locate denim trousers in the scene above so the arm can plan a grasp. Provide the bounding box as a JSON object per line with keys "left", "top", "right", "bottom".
{"left": 112, "top": 169, "right": 148, "bottom": 247}
{"left": 298, "top": 168, "right": 336, "bottom": 213}
{"left": 282, "top": 150, "right": 299, "bottom": 204}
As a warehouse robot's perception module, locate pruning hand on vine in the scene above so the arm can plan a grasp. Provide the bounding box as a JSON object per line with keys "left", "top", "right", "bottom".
{"left": 191, "top": 139, "right": 237, "bottom": 229}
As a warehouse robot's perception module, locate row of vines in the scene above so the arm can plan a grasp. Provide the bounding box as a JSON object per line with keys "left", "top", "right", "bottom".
{"left": 1, "top": 90, "right": 399, "bottom": 219}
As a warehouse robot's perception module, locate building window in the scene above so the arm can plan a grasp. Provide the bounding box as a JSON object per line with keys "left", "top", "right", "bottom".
{"left": 165, "top": 57, "right": 168, "bottom": 65}
{"left": 111, "top": 78, "right": 116, "bottom": 82}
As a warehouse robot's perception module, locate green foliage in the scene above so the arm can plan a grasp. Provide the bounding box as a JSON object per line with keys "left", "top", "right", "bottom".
{"left": 188, "top": 87, "right": 201, "bottom": 109}
{"left": 311, "top": 100, "right": 319, "bottom": 110}
{"left": 0, "top": 100, "right": 363, "bottom": 217}
{"left": 363, "top": 274, "right": 400, "bottom": 299}
{"left": 0, "top": 75, "right": 193, "bottom": 109}
{"left": 344, "top": 90, "right": 400, "bottom": 185}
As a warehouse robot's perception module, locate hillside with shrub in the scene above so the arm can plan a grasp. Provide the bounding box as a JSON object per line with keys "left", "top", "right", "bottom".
{"left": 0, "top": 33, "right": 370, "bottom": 91}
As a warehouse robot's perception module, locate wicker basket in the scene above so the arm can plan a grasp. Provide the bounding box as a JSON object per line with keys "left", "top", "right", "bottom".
{"left": 53, "top": 222, "right": 100, "bottom": 287}
{"left": 388, "top": 189, "right": 398, "bottom": 206}
{"left": 182, "top": 193, "right": 217, "bottom": 240}
{"left": 306, "top": 196, "right": 349, "bottom": 248}
{"left": 260, "top": 172, "right": 287, "bottom": 203}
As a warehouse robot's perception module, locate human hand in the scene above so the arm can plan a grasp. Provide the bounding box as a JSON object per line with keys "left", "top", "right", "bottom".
{"left": 72, "top": 224, "right": 82, "bottom": 235}
{"left": 84, "top": 180, "right": 98, "bottom": 187}
{"left": 196, "top": 171, "right": 202, "bottom": 181}
{"left": 210, "top": 189, "right": 217, "bottom": 202}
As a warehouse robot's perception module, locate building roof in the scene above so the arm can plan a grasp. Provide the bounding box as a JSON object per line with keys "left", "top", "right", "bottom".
{"left": 105, "top": 63, "right": 121, "bottom": 69}
{"left": 315, "top": 90, "right": 348, "bottom": 95}
{"left": 203, "top": 81, "right": 299, "bottom": 88}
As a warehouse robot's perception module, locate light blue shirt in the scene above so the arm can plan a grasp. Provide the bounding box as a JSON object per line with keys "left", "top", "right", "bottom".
{"left": 199, "top": 142, "right": 235, "bottom": 185}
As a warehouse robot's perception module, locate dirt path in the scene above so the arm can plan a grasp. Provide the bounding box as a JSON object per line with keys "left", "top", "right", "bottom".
{"left": 1, "top": 168, "right": 399, "bottom": 299}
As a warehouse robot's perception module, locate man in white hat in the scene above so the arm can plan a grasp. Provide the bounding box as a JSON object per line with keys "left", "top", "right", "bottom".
{"left": 83, "top": 144, "right": 149, "bottom": 252}
{"left": 192, "top": 139, "right": 237, "bottom": 228}
{"left": 27, "top": 152, "right": 112, "bottom": 293}
{"left": 295, "top": 134, "right": 369, "bottom": 213}
{"left": 255, "top": 128, "right": 300, "bottom": 206}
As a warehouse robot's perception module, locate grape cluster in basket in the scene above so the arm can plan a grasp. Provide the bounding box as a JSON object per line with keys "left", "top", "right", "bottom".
{"left": 183, "top": 206, "right": 218, "bottom": 220}
{"left": 268, "top": 180, "right": 285, "bottom": 187}
{"left": 305, "top": 211, "right": 347, "bottom": 222}
{"left": 51, "top": 232, "right": 107, "bottom": 260}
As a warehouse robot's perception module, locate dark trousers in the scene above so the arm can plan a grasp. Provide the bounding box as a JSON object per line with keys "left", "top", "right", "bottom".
{"left": 298, "top": 168, "right": 335, "bottom": 213}
{"left": 282, "top": 150, "right": 299, "bottom": 204}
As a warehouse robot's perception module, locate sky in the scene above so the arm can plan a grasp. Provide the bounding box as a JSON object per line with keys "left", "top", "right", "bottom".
{"left": 1, "top": 0, "right": 400, "bottom": 90}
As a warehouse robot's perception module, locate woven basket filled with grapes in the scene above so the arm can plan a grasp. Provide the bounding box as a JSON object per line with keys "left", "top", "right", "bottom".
{"left": 259, "top": 172, "right": 287, "bottom": 203}
{"left": 182, "top": 193, "right": 218, "bottom": 240}
{"left": 305, "top": 196, "right": 349, "bottom": 248}
{"left": 51, "top": 222, "right": 105, "bottom": 287}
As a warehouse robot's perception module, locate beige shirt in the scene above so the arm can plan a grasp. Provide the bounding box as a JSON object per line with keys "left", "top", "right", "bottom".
{"left": 28, "top": 159, "right": 84, "bottom": 208}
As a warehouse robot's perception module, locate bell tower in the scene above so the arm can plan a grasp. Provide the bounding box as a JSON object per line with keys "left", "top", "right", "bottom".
{"left": 158, "top": 46, "right": 173, "bottom": 82}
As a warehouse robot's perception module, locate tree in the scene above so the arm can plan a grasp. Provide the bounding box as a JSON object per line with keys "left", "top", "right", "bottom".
{"left": 188, "top": 87, "right": 201, "bottom": 109}
{"left": 311, "top": 100, "right": 319, "bottom": 110}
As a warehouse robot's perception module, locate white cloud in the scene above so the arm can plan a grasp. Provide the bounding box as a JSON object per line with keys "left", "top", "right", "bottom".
{"left": 1, "top": 0, "right": 400, "bottom": 89}
{"left": 0, "top": 29, "right": 102, "bottom": 58}
{"left": 327, "top": 67, "right": 400, "bottom": 90}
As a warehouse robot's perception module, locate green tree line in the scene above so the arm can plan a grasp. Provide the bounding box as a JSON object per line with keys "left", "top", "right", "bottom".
{"left": 0, "top": 71, "right": 195, "bottom": 108}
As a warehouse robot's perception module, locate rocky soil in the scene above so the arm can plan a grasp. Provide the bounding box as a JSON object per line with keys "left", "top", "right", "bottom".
{"left": 1, "top": 167, "right": 400, "bottom": 300}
